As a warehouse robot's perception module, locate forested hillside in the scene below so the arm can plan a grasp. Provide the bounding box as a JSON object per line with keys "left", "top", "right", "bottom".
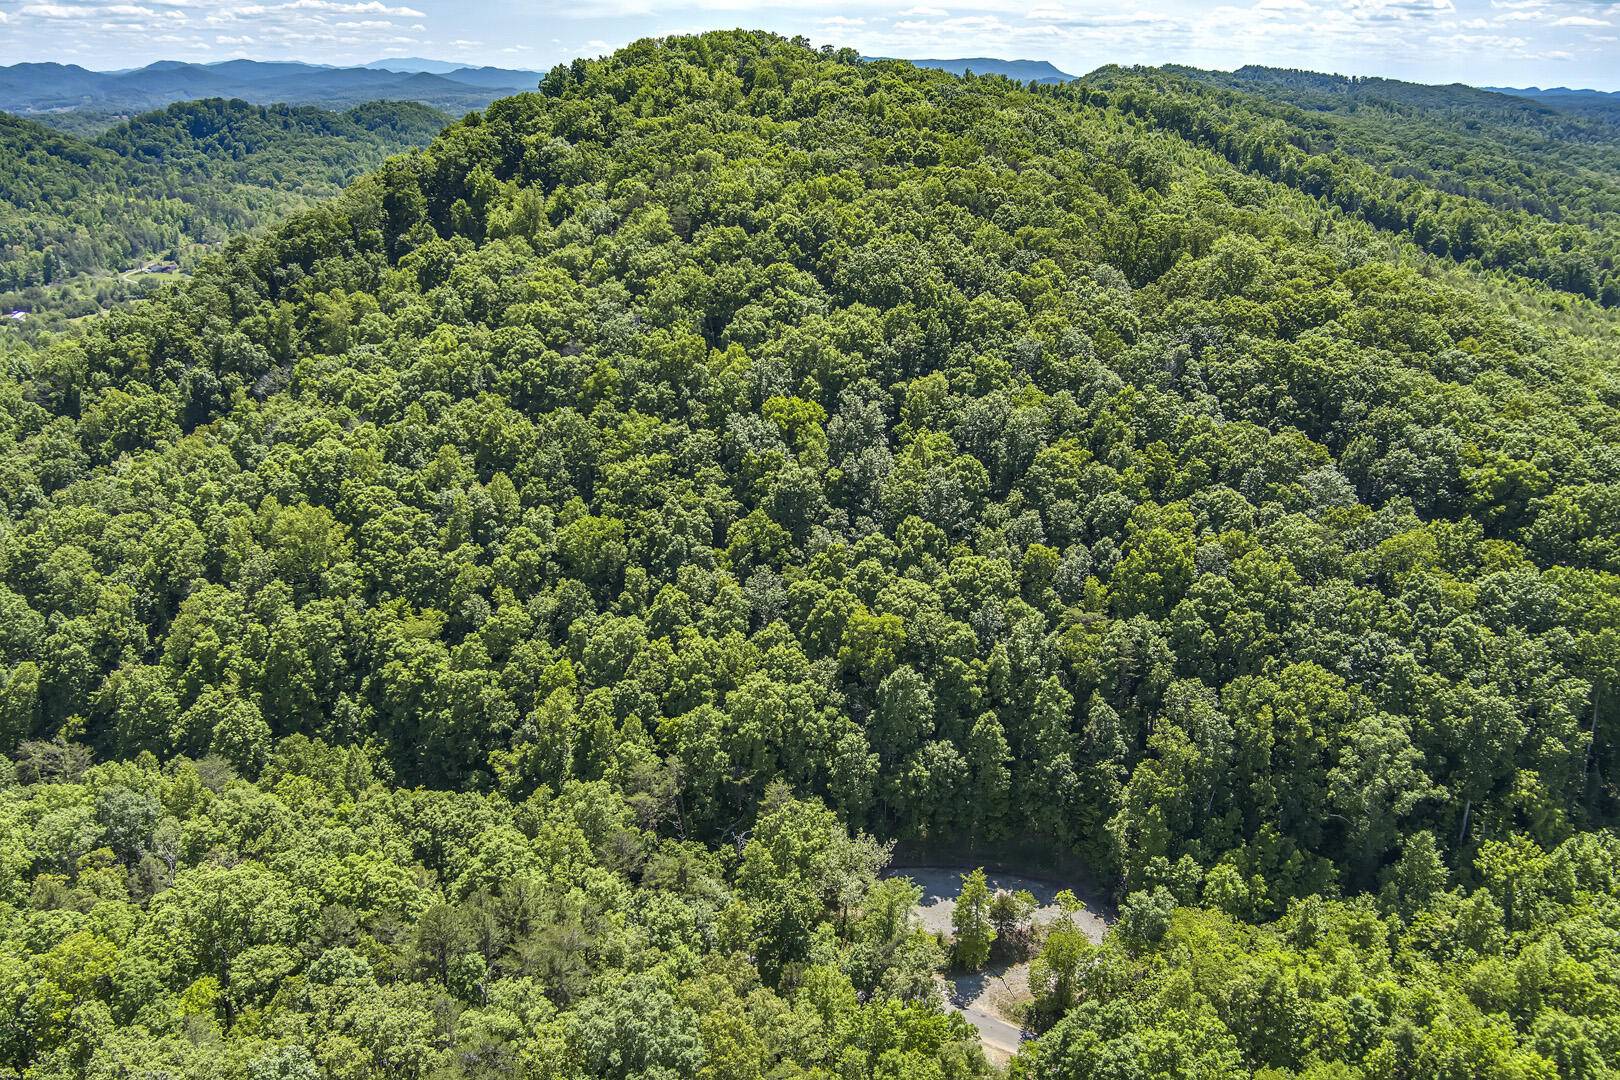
{"left": 3, "top": 31, "right": 1620, "bottom": 1078}
{"left": 1175, "top": 65, "right": 1620, "bottom": 224}
{"left": 1071, "top": 65, "right": 1620, "bottom": 304}
{"left": 0, "top": 98, "right": 449, "bottom": 297}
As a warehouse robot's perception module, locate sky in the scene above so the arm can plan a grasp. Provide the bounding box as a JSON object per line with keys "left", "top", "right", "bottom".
{"left": 0, "top": 0, "right": 1616, "bottom": 90}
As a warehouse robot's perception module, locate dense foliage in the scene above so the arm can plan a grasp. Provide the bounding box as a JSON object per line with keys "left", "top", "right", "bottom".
{"left": 1016, "top": 832, "right": 1620, "bottom": 1078}
{"left": 2, "top": 30, "right": 1619, "bottom": 1077}
{"left": 0, "top": 744, "right": 980, "bottom": 1079}
{"left": 0, "top": 98, "right": 449, "bottom": 293}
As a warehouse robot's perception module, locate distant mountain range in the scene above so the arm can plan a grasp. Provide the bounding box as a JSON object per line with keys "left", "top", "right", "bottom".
{"left": 6, "top": 52, "right": 1615, "bottom": 126}
{"left": 865, "top": 57, "right": 1077, "bottom": 83}
{"left": 1486, "top": 86, "right": 1620, "bottom": 101}
{"left": 873, "top": 57, "right": 1619, "bottom": 104}
{"left": 362, "top": 58, "right": 481, "bottom": 75}
{"left": 1483, "top": 85, "right": 1620, "bottom": 118}
{"left": 0, "top": 59, "right": 545, "bottom": 119}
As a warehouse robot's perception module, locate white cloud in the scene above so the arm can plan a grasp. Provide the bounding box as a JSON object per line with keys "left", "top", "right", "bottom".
{"left": 19, "top": 3, "right": 98, "bottom": 17}
{"left": 1551, "top": 14, "right": 1609, "bottom": 24}
{"left": 1345, "top": 0, "right": 1457, "bottom": 21}
{"left": 103, "top": 4, "right": 181, "bottom": 15}
{"left": 283, "top": 0, "right": 426, "bottom": 15}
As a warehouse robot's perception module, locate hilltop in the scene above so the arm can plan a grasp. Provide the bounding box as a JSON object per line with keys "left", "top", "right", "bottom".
{"left": 2, "top": 31, "right": 1620, "bottom": 1079}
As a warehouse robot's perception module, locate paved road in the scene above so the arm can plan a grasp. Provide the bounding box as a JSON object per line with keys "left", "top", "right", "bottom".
{"left": 943, "top": 970, "right": 1027, "bottom": 1064}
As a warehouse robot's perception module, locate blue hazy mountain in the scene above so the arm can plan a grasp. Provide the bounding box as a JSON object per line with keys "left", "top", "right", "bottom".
{"left": 362, "top": 57, "right": 471, "bottom": 74}
{"left": 1484, "top": 85, "right": 1620, "bottom": 119}
{"left": 1486, "top": 86, "right": 1620, "bottom": 100}
{"left": 864, "top": 56, "right": 1077, "bottom": 83}
{"left": 419, "top": 65, "right": 549, "bottom": 89}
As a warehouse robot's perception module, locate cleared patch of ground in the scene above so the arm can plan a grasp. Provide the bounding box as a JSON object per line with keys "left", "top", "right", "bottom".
{"left": 888, "top": 865, "right": 1113, "bottom": 1067}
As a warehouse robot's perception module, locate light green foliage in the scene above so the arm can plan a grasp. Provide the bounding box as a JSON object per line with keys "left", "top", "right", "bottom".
{"left": 1019, "top": 832, "right": 1620, "bottom": 1079}
{"left": 0, "top": 743, "right": 983, "bottom": 1077}
{"left": 951, "top": 868, "right": 996, "bottom": 971}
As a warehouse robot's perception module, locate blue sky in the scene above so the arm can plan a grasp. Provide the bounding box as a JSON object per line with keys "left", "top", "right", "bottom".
{"left": 0, "top": 0, "right": 1616, "bottom": 89}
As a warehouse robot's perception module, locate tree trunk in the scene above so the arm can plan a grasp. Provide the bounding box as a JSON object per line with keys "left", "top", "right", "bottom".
{"left": 1586, "top": 684, "right": 1600, "bottom": 783}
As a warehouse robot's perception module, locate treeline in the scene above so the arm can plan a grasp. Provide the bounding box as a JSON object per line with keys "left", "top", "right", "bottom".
{"left": 0, "top": 98, "right": 449, "bottom": 292}
{"left": 1, "top": 30, "right": 1619, "bottom": 1076}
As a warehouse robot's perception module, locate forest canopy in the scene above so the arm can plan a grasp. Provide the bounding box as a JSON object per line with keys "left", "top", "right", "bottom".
{"left": 2, "top": 30, "right": 1620, "bottom": 1080}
